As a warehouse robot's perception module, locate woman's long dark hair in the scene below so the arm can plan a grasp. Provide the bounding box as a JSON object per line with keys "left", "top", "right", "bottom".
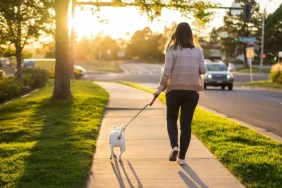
{"left": 173, "top": 22, "right": 195, "bottom": 50}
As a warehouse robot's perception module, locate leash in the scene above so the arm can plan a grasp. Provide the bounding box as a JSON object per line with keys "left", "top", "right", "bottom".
{"left": 123, "top": 94, "right": 159, "bottom": 129}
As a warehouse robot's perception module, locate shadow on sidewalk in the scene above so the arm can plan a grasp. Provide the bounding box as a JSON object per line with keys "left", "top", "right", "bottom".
{"left": 179, "top": 165, "right": 208, "bottom": 188}
{"left": 111, "top": 158, "right": 143, "bottom": 188}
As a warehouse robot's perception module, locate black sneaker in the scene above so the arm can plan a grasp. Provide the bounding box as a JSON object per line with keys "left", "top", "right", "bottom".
{"left": 169, "top": 147, "right": 179, "bottom": 161}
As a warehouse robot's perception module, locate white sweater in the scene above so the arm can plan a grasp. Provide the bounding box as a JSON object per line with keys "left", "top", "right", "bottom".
{"left": 157, "top": 46, "right": 207, "bottom": 93}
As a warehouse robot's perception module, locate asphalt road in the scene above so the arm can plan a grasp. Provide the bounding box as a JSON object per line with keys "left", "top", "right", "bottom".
{"left": 198, "top": 87, "right": 282, "bottom": 136}
{"left": 87, "top": 63, "right": 282, "bottom": 137}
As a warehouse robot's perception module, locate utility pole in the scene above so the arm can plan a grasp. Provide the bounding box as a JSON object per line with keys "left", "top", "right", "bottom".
{"left": 243, "top": 2, "right": 251, "bottom": 67}
{"left": 259, "top": 0, "right": 272, "bottom": 72}
{"left": 259, "top": 9, "right": 265, "bottom": 72}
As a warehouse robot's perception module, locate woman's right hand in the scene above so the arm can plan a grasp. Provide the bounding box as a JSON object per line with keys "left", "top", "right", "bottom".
{"left": 153, "top": 90, "right": 161, "bottom": 97}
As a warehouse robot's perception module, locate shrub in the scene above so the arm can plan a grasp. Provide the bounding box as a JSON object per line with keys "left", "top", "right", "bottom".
{"left": 23, "top": 68, "right": 49, "bottom": 88}
{"left": 270, "top": 63, "right": 282, "bottom": 84}
{"left": 0, "top": 77, "right": 22, "bottom": 102}
{"left": 0, "top": 70, "right": 5, "bottom": 78}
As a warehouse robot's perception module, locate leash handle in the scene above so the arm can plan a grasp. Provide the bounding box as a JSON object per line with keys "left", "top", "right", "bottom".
{"left": 149, "top": 94, "right": 159, "bottom": 106}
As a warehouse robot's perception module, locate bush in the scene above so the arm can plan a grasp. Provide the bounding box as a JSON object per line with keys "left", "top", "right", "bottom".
{"left": 0, "top": 69, "right": 49, "bottom": 103}
{"left": 0, "top": 70, "right": 5, "bottom": 78}
{"left": 270, "top": 63, "right": 282, "bottom": 84}
{"left": 23, "top": 68, "right": 49, "bottom": 88}
{"left": 0, "top": 77, "right": 22, "bottom": 102}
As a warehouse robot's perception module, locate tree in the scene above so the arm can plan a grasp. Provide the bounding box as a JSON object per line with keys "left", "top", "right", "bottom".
{"left": 126, "top": 27, "right": 163, "bottom": 60}
{"left": 73, "top": 35, "right": 120, "bottom": 61}
{"left": 51, "top": 0, "right": 72, "bottom": 99}
{"left": 7, "top": 0, "right": 214, "bottom": 100}
{"left": 44, "top": 40, "right": 55, "bottom": 58}
{"left": 264, "top": 3, "right": 282, "bottom": 61}
{"left": 61, "top": 0, "right": 218, "bottom": 99}
{"left": 221, "top": 0, "right": 261, "bottom": 65}
{"left": 73, "top": 36, "right": 94, "bottom": 60}
{"left": 157, "top": 22, "right": 177, "bottom": 52}
{"left": 53, "top": 0, "right": 218, "bottom": 99}
{"left": 98, "top": 36, "right": 120, "bottom": 60}
{"left": 0, "top": 0, "right": 53, "bottom": 81}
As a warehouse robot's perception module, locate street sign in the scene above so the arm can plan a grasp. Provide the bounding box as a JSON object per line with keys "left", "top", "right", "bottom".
{"left": 246, "top": 47, "right": 254, "bottom": 82}
{"left": 239, "top": 37, "right": 256, "bottom": 42}
{"left": 246, "top": 47, "right": 255, "bottom": 58}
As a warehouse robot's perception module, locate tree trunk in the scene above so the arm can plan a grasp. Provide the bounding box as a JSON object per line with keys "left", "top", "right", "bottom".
{"left": 15, "top": 5, "right": 23, "bottom": 82}
{"left": 15, "top": 46, "right": 23, "bottom": 82}
{"left": 69, "top": 0, "right": 76, "bottom": 79}
{"left": 52, "top": 0, "right": 72, "bottom": 100}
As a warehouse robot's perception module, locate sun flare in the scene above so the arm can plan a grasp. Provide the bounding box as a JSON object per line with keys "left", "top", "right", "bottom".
{"left": 68, "top": 0, "right": 281, "bottom": 41}
{"left": 69, "top": 6, "right": 189, "bottom": 41}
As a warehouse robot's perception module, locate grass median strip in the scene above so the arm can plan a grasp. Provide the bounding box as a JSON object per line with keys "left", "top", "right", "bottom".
{"left": 0, "top": 80, "right": 109, "bottom": 188}
{"left": 236, "top": 67, "right": 270, "bottom": 73}
{"left": 237, "top": 80, "right": 282, "bottom": 89}
{"left": 120, "top": 81, "right": 282, "bottom": 188}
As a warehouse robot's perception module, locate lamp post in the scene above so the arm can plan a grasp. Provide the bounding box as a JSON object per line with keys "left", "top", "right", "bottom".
{"left": 259, "top": 0, "right": 272, "bottom": 72}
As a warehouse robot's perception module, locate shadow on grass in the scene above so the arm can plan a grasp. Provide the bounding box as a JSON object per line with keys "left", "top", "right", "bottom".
{"left": 16, "top": 99, "right": 96, "bottom": 188}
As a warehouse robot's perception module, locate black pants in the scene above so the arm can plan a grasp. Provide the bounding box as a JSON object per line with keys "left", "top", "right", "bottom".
{"left": 166, "top": 90, "right": 199, "bottom": 160}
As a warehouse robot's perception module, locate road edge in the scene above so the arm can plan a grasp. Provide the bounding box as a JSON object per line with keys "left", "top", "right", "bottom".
{"left": 198, "top": 105, "right": 282, "bottom": 143}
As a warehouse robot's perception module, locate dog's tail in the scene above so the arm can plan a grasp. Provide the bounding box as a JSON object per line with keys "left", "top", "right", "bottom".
{"left": 118, "top": 127, "right": 123, "bottom": 140}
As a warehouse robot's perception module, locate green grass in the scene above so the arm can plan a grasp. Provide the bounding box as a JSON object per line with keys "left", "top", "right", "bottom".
{"left": 236, "top": 67, "right": 270, "bottom": 73}
{"left": 0, "top": 80, "right": 109, "bottom": 188}
{"left": 238, "top": 80, "right": 282, "bottom": 89}
{"left": 120, "top": 81, "right": 282, "bottom": 188}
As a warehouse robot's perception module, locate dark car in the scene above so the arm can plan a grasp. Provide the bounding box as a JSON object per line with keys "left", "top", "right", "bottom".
{"left": 203, "top": 62, "right": 234, "bottom": 90}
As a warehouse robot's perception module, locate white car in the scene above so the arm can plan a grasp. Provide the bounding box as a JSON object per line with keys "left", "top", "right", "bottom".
{"left": 74, "top": 65, "right": 86, "bottom": 79}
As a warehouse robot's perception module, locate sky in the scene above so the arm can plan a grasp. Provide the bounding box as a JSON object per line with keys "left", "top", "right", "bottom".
{"left": 71, "top": 0, "right": 282, "bottom": 40}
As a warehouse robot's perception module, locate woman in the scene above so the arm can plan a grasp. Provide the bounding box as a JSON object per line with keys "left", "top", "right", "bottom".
{"left": 154, "top": 22, "right": 207, "bottom": 165}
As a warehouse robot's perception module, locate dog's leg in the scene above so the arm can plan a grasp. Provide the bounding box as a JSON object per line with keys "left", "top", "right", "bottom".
{"left": 110, "top": 145, "right": 114, "bottom": 160}
{"left": 119, "top": 146, "right": 125, "bottom": 160}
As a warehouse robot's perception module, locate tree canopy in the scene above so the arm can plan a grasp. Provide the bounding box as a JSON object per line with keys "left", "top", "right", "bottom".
{"left": 264, "top": 3, "right": 282, "bottom": 59}
{"left": 50, "top": 0, "right": 219, "bottom": 100}
{"left": 1, "top": 0, "right": 219, "bottom": 100}
{"left": 126, "top": 27, "right": 163, "bottom": 60}
{"left": 0, "top": 0, "right": 53, "bottom": 80}
{"left": 220, "top": 0, "right": 261, "bottom": 60}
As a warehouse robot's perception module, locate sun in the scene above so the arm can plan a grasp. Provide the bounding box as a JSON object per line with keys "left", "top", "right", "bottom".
{"left": 68, "top": 6, "right": 186, "bottom": 41}
{"left": 67, "top": 3, "right": 234, "bottom": 41}
{"left": 68, "top": 6, "right": 149, "bottom": 40}
{"left": 68, "top": 0, "right": 281, "bottom": 42}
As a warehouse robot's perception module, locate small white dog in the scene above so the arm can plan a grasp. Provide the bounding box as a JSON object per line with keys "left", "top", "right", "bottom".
{"left": 109, "top": 126, "right": 125, "bottom": 160}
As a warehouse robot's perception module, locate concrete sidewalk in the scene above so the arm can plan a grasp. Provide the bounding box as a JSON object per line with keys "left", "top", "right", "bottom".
{"left": 86, "top": 82, "right": 244, "bottom": 188}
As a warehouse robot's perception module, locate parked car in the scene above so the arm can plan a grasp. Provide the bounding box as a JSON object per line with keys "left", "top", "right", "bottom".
{"left": 22, "top": 59, "right": 86, "bottom": 79}
{"left": 203, "top": 62, "right": 233, "bottom": 90}
{"left": 74, "top": 65, "right": 86, "bottom": 79}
